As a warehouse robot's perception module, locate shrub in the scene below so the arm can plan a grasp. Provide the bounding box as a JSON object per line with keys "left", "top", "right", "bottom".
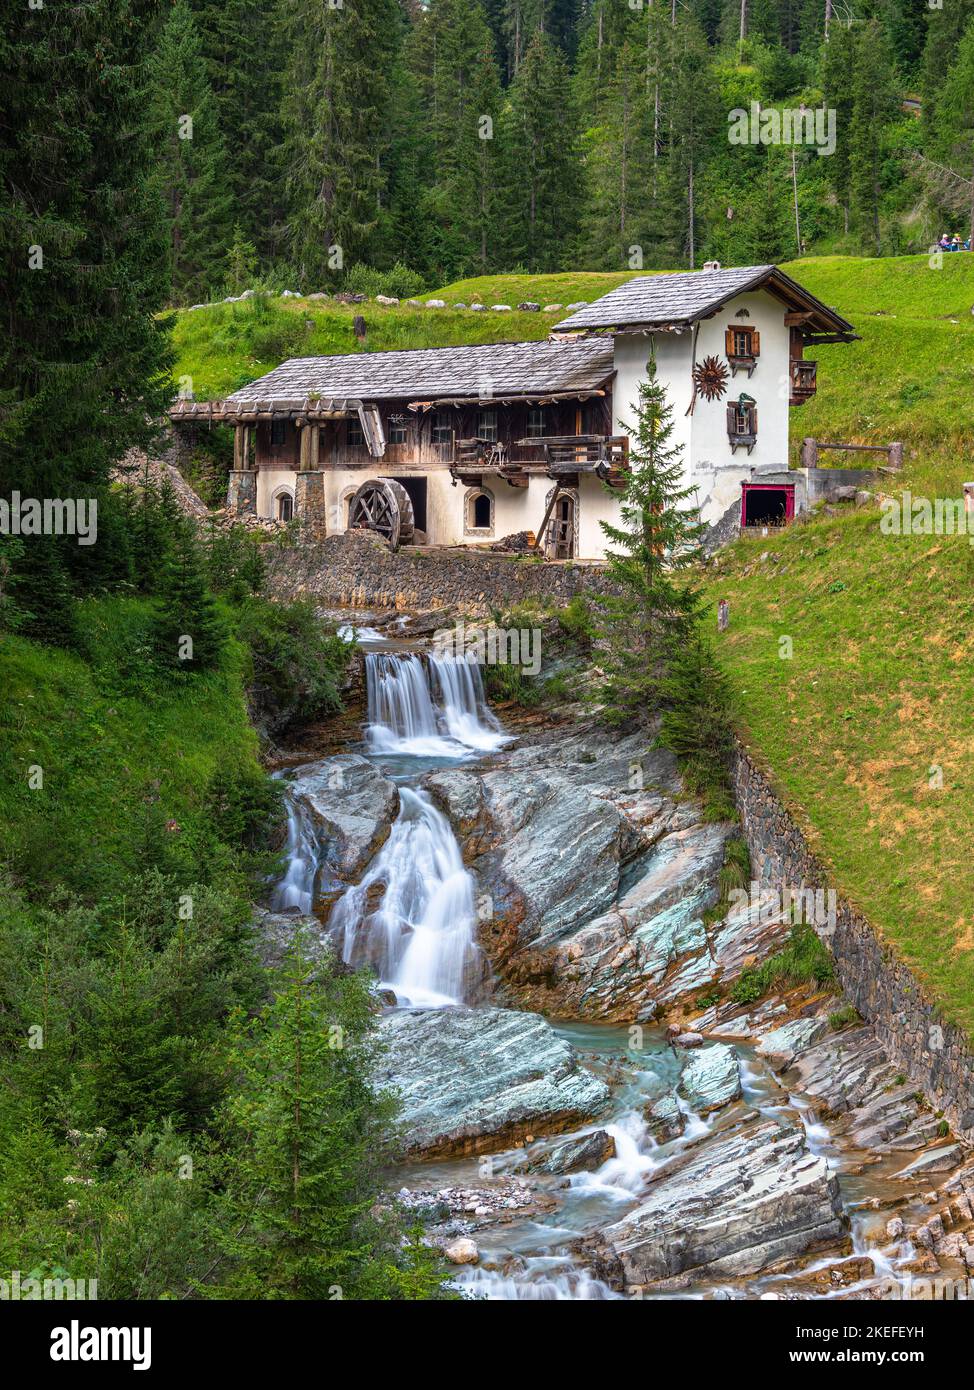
{"left": 342, "top": 261, "right": 426, "bottom": 300}
{"left": 234, "top": 598, "right": 350, "bottom": 735}
{"left": 828, "top": 1004, "right": 860, "bottom": 1030}
{"left": 729, "top": 922, "right": 835, "bottom": 1005}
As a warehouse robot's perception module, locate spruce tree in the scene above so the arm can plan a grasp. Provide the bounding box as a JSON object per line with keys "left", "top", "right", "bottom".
{"left": 147, "top": 0, "right": 232, "bottom": 304}
{"left": 664, "top": 17, "right": 721, "bottom": 268}
{"left": 410, "top": 0, "right": 503, "bottom": 280}
{"left": 583, "top": 40, "right": 654, "bottom": 268}
{"left": 281, "top": 0, "right": 399, "bottom": 287}
{"left": 596, "top": 354, "right": 703, "bottom": 720}
{"left": 932, "top": 19, "right": 974, "bottom": 244}
{"left": 212, "top": 940, "right": 448, "bottom": 1300}
{"left": 500, "top": 30, "right": 582, "bottom": 270}
{"left": 12, "top": 536, "right": 79, "bottom": 651}
{"left": 820, "top": 20, "right": 857, "bottom": 236}
{"left": 151, "top": 517, "right": 226, "bottom": 673}
{"left": 0, "top": 0, "right": 172, "bottom": 506}
{"left": 849, "top": 19, "right": 899, "bottom": 256}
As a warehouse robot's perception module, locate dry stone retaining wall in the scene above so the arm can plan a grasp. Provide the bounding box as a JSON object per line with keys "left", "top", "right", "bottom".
{"left": 734, "top": 744, "right": 974, "bottom": 1138}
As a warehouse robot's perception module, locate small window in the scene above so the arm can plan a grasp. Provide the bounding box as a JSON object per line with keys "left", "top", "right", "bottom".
{"left": 725, "top": 325, "right": 760, "bottom": 360}
{"left": 388, "top": 415, "right": 408, "bottom": 445}
{"left": 270, "top": 419, "right": 286, "bottom": 447}
{"left": 726, "top": 396, "right": 757, "bottom": 450}
{"left": 432, "top": 411, "right": 453, "bottom": 447}
{"left": 277, "top": 492, "right": 293, "bottom": 522}
{"left": 347, "top": 418, "right": 364, "bottom": 447}
{"left": 526, "top": 408, "right": 545, "bottom": 438}
{"left": 477, "top": 410, "right": 497, "bottom": 442}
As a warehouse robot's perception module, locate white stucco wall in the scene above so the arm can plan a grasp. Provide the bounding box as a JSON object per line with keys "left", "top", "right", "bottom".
{"left": 613, "top": 286, "right": 792, "bottom": 526}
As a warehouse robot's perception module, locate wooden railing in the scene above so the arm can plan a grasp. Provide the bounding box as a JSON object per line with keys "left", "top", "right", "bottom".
{"left": 453, "top": 434, "right": 629, "bottom": 483}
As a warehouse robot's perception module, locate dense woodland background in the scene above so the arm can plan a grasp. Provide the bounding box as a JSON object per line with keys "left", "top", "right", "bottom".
{"left": 143, "top": 0, "right": 974, "bottom": 301}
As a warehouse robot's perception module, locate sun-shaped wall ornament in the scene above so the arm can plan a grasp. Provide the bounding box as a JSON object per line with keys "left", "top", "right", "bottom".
{"left": 692, "top": 355, "right": 730, "bottom": 402}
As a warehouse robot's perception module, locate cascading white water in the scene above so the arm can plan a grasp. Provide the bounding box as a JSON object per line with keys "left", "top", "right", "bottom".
{"left": 329, "top": 786, "right": 480, "bottom": 1008}
{"left": 365, "top": 651, "right": 508, "bottom": 756}
{"left": 271, "top": 784, "right": 319, "bottom": 913}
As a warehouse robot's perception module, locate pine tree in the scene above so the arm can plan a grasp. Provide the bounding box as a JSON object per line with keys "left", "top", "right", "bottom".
{"left": 849, "top": 19, "right": 899, "bottom": 256}
{"left": 12, "top": 536, "right": 79, "bottom": 651}
{"left": 931, "top": 19, "right": 974, "bottom": 244}
{"left": 664, "top": 17, "right": 720, "bottom": 267}
{"left": 500, "top": 30, "right": 582, "bottom": 270}
{"left": 191, "top": 0, "right": 287, "bottom": 267}
{"left": 224, "top": 225, "right": 259, "bottom": 296}
{"left": 583, "top": 40, "right": 654, "bottom": 268}
{"left": 920, "top": 0, "right": 974, "bottom": 140}
{"left": 410, "top": 0, "right": 503, "bottom": 280}
{"left": 820, "top": 19, "right": 857, "bottom": 235}
{"left": 212, "top": 939, "right": 448, "bottom": 1300}
{"left": 657, "top": 634, "right": 735, "bottom": 819}
{"left": 147, "top": 0, "right": 232, "bottom": 304}
{"left": 595, "top": 354, "right": 703, "bottom": 720}
{"left": 0, "top": 0, "right": 172, "bottom": 507}
{"left": 747, "top": 148, "right": 791, "bottom": 261}
{"left": 281, "top": 0, "right": 399, "bottom": 287}
{"left": 151, "top": 517, "right": 226, "bottom": 673}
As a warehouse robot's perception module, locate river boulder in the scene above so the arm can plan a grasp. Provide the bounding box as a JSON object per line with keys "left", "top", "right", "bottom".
{"left": 678, "top": 1043, "right": 742, "bottom": 1114}
{"left": 290, "top": 754, "right": 399, "bottom": 881}
{"left": 376, "top": 1006, "right": 610, "bottom": 1158}
{"left": 595, "top": 1117, "right": 845, "bottom": 1286}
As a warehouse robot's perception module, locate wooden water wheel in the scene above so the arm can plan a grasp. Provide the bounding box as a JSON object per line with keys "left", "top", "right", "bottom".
{"left": 348, "top": 478, "right": 415, "bottom": 550}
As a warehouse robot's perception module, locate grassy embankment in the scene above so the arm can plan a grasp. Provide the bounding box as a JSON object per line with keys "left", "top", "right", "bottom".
{"left": 171, "top": 253, "right": 974, "bottom": 1035}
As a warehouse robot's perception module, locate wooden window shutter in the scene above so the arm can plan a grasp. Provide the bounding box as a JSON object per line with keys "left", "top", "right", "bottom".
{"left": 726, "top": 402, "right": 736, "bottom": 433}
{"left": 751, "top": 404, "right": 758, "bottom": 434}
{"left": 751, "top": 329, "right": 760, "bottom": 356}
{"left": 724, "top": 327, "right": 735, "bottom": 356}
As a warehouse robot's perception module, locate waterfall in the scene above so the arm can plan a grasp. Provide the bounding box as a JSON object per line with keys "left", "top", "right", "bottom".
{"left": 365, "top": 651, "right": 508, "bottom": 756}
{"left": 270, "top": 781, "right": 319, "bottom": 913}
{"left": 329, "top": 787, "right": 481, "bottom": 1008}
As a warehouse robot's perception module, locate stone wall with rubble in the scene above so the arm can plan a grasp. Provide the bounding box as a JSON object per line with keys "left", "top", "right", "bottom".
{"left": 733, "top": 743, "right": 974, "bottom": 1139}
{"left": 264, "top": 530, "right": 619, "bottom": 615}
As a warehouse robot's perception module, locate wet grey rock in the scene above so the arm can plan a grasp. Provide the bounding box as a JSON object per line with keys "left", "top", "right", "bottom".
{"left": 530, "top": 1129, "right": 616, "bottom": 1175}
{"left": 756, "top": 1016, "right": 830, "bottom": 1071}
{"left": 435, "top": 726, "right": 732, "bottom": 1020}
{"left": 290, "top": 754, "right": 399, "bottom": 880}
{"left": 376, "top": 1006, "right": 609, "bottom": 1158}
{"left": 674, "top": 1032, "right": 704, "bottom": 1048}
{"left": 253, "top": 907, "right": 330, "bottom": 971}
{"left": 645, "top": 1093, "right": 685, "bottom": 1142}
{"left": 598, "top": 1118, "right": 845, "bottom": 1285}
{"left": 893, "top": 1145, "right": 963, "bottom": 1179}
{"left": 679, "top": 1043, "right": 741, "bottom": 1114}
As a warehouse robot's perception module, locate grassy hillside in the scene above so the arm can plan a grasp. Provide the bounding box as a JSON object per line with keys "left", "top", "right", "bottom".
{"left": 0, "top": 597, "right": 264, "bottom": 901}
{"left": 705, "top": 497, "right": 974, "bottom": 1037}
{"left": 171, "top": 256, "right": 974, "bottom": 464}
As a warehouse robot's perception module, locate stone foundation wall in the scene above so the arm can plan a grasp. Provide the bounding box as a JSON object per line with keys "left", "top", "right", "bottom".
{"left": 264, "top": 530, "right": 619, "bottom": 615}
{"left": 733, "top": 744, "right": 974, "bottom": 1137}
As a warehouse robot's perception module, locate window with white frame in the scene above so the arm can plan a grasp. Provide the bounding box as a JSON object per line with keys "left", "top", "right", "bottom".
{"left": 476, "top": 409, "right": 497, "bottom": 442}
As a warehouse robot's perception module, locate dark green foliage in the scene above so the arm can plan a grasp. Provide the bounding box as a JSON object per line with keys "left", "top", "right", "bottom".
{"left": 281, "top": 0, "right": 400, "bottom": 286}
{"left": 234, "top": 597, "right": 351, "bottom": 736}
{"left": 0, "top": 0, "right": 172, "bottom": 504}
{"left": 151, "top": 521, "right": 227, "bottom": 672}
{"left": 209, "top": 938, "right": 451, "bottom": 1300}
{"left": 730, "top": 921, "right": 836, "bottom": 1004}
{"left": 10, "top": 536, "right": 79, "bottom": 650}
{"left": 147, "top": 0, "right": 232, "bottom": 304}
{"left": 205, "top": 523, "right": 266, "bottom": 601}
{"left": 658, "top": 634, "right": 736, "bottom": 820}
{"left": 500, "top": 31, "right": 581, "bottom": 270}
{"left": 595, "top": 353, "right": 703, "bottom": 719}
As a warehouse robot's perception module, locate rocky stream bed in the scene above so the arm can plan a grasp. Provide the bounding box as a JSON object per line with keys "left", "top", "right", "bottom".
{"left": 261, "top": 618, "right": 974, "bottom": 1300}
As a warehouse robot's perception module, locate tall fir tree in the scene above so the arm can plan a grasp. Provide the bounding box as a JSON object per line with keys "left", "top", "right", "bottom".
{"left": 583, "top": 40, "right": 654, "bottom": 268}
{"left": 820, "top": 20, "right": 857, "bottom": 235}
{"left": 280, "top": 0, "right": 399, "bottom": 287}
{"left": 410, "top": 0, "right": 503, "bottom": 280}
{"left": 932, "top": 18, "right": 974, "bottom": 243}
{"left": 849, "top": 19, "right": 900, "bottom": 255}
{"left": 147, "top": 0, "right": 232, "bottom": 304}
{"left": 189, "top": 0, "right": 287, "bottom": 267}
{"left": 0, "top": 0, "right": 172, "bottom": 505}
{"left": 663, "top": 16, "right": 720, "bottom": 267}
{"left": 500, "top": 30, "right": 582, "bottom": 270}
{"left": 151, "top": 514, "right": 226, "bottom": 673}
{"left": 595, "top": 353, "right": 703, "bottom": 721}
{"left": 920, "top": 0, "right": 974, "bottom": 140}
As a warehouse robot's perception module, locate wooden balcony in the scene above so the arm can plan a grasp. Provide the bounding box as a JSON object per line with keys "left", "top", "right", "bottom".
{"left": 451, "top": 434, "right": 629, "bottom": 489}
{"left": 790, "top": 359, "right": 818, "bottom": 405}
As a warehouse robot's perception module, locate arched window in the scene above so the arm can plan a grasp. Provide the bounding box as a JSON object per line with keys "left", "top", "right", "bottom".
{"left": 276, "top": 491, "right": 293, "bottom": 522}
{"left": 464, "top": 487, "right": 494, "bottom": 535}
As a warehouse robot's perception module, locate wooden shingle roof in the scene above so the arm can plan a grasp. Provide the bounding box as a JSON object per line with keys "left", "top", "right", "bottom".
{"left": 223, "top": 338, "right": 615, "bottom": 408}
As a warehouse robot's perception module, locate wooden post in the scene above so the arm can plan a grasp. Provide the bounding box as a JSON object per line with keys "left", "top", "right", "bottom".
{"left": 233, "top": 423, "right": 246, "bottom": 470}
{"left": 718, "top": 599, "right": 729, "bottom": 632}
{"left": 800, "top": 437, "right": 818, "bottom": 469}
{"left": 533, "top": 484, "right": 562, "bottom": 554}
{"left": 298, "top": 420, "right": 311, "bottom": 471}
{"left": 888, "top": 442, "right": 903, "bottom": 470}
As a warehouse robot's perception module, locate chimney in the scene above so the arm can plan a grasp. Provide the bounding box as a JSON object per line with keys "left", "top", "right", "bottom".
{"left": 702, "top": 260, "right": 721, "bottom": 272}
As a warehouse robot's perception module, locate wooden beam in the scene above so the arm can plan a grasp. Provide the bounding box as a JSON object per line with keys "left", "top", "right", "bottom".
{"left": 532, "top": 482, "right": 562, "bottom": 553}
